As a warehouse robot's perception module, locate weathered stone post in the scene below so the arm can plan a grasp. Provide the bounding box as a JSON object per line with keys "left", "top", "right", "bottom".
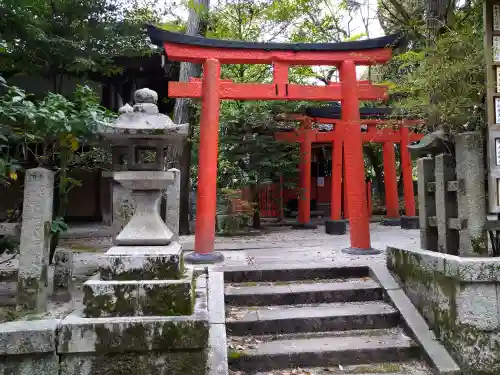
{"left": 418, "top": 157, "right": 438, "bottom": 251}
{"left": 17, "top": 167, "right": 54, "bottom": 312}
{"left": 435, "top": 154, "right": 459, "bottom": 254}
{"left": 166, "top": 167, "right": 181, "bottom": 240}
{"left": 53, "top": 249, "right": 74, "bottom": 302}
{"left": 456, "top": 132, "right": 487, "bottom": 255}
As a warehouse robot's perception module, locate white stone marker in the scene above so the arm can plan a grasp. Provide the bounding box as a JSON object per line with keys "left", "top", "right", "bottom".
{"left": 166, "top": 168, "right": 181, "bottom": 240}
{"left": 17, "top": 168, "right": 54, "bottom": 312}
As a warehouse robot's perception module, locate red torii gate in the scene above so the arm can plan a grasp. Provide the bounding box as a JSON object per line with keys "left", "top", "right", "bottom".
{"left": 148, "top": 25, "right": 401, "bottom": 262}
{"left": 275, "top": 109, "right": 423, "bottom": 233}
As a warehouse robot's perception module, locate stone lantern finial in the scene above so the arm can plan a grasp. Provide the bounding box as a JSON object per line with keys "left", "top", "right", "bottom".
{"left": 134, "top": 88, "right": 158, "bottom": 104}
{"left": 133, "top": 88, "right": 159, "bottom": 114}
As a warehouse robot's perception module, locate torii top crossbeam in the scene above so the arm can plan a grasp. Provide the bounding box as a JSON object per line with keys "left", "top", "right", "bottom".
{"left": 148, "top": 25, "right": 401, "bottom": 65}
{"left": 148, "top": 26, "right": 401, "bottom": 102}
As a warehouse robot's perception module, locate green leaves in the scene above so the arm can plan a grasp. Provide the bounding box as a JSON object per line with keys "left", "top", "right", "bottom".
{"left": 50, "top": 217, "right": 69, "bottom": 234}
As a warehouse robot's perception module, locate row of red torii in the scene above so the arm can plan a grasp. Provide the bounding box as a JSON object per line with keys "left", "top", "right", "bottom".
{"left": 274, "top": 106, "right": 423, "bottom": 231}
{"left": 147, "top": 25, "right": 422, "bottom": 262}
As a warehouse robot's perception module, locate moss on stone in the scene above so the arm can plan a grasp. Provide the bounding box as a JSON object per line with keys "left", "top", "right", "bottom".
{"left": 228, "top": 350, "right": 245, "bottom": 359}
{"left": 84, "top": 351, "right": 206, "bottom": 375}
{"left": 471, "top": 236, "right": 487, "bottom": 255}
{"left": 151, "top": 320, "right": 209, "bottom": 349}
{"left": 138, "top": 282, "right": 193, "bottom": 316}
{"left": 102, "top": 255, "right": 182, "bottom": 281}
{"left": 83, "top": 283, "right": 137, "bottom": 318}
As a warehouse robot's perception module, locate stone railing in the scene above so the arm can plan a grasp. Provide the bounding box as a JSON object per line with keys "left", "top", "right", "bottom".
{"left": 417, "top": 132, "right": 486, "bottom": 256}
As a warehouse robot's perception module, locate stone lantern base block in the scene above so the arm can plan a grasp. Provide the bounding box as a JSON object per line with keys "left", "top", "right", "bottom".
{"left": 381, "top": 217, "right": 402, "bottom": 227}
{"left": 184, "top": 252, "right": 225, "bottom": 265}
{"left": 291, "top": 222, "right": 317, "bottom": 230}
{"left": 83, "top": 269, "right": 194, "bottom": 318}
{"left": 325, "top": 219, "right": 348, "bottom": 235}
{"left": 101, "top": 243, "right": 183, "bottom": 281}
{"left": 401, "top": 216, "right": 420, "bottom": 230}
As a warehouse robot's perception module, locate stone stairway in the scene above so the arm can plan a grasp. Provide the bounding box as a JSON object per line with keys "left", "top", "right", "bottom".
{"left": 223, "top": 266, "right": 436, "bottom": 375}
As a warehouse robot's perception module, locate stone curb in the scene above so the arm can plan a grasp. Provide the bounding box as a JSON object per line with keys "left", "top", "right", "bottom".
{"left": 0, "top": 319, "right": 60, "bottom": 355}
{"left": 207, "top": 270, "right": 229, "bottom": 375}
{"left": 370, "top": 263, "right": 461, "bottom": 375}
{"left": 387, "top": 245, "right": 500, "bottom": 282}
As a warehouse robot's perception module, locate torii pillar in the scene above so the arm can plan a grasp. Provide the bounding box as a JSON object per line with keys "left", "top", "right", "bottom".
{"left": 292, "top": 118, "right": 317, "bottom": 229}
{"left": 339, "top": 61, "right": 378, "bottom": 254}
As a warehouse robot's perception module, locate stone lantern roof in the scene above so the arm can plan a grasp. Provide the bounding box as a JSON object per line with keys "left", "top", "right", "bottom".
{"left": 100, "top": 88, "right": 188, "bottom": 143}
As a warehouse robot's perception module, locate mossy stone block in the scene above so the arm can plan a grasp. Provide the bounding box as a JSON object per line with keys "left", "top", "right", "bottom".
{"left": 137, "top": 280, "right": 193, "bottom": 316}
{"left": 83, "top": 280, "right": 138, "bottom": 318}
{"left": 101, "top": 244, "right": 183, "bottom": 281}
{"left": 59, "top": 351, "right": 206, "bottom": 375}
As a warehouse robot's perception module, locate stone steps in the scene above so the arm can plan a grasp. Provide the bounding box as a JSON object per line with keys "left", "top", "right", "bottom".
{"left": 224, "top": 279, "right": 383, "bottom": 306}
{"left": 249, "top": 360, "right": 433, "bottom": 375}
{"left": 224, "top": 266, "right": 434, "bottom": 374}
{"left": 226, "top": 301, "right": 399, "bottom": 336}
{"left": 228, "top": 327, "right": 420, "bottom": 373}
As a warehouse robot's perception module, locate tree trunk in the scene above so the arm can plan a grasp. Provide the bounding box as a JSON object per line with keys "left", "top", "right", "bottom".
{"left": 426, "top": 0, "right": 454, "bottom": 130}
{"left": 250, "top": 184, "right": 261, "bottom": 229}
{"left": 363, "top": 145, "right": 384, "bottom": 203}
{"left": 175, "top": 0, "right": 210, "bottom": 235}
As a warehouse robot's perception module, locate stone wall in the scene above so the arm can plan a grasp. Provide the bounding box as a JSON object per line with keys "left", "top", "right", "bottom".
{"left": 0, "top": 275, "right": 209, "bottom": 375}
{"left": 387, "top": 245, "right": 500, "bottom": 374}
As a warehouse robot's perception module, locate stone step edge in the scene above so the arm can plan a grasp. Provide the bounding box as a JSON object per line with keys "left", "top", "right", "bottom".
{"left": 226, "top": 301, "right": 398, "bottom": 323}
{"left": 228, "top": 331, "right": 420, "bottom": 372}
{"left": 224, "top": 279, "right": 383, "bottom": 306}
{"left": 225, "top": 302, "right": 400, "bottom": 336}
{"left": 221, "top": 265, "right": 371, "bottom": 283}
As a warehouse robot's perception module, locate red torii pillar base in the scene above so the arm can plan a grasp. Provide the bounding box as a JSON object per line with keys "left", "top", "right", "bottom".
{"left": 184, "top": 59, "right": 224, "bottom": 265}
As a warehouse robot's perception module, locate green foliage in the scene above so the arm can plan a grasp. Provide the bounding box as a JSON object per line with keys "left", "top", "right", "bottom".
{"left": 51, "top": 216, "right": 69, "bottom": 234}
{"left": 379, "top": 1, "right": 485, "bottom": 133}
{"left": 0, "top": 0, "right": 163, "bottom": 83}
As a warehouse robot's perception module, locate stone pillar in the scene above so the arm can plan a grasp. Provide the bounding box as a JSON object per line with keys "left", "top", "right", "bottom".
{"left": 17, "top": 168, "right": 54, "bottom": 312}
{"left": 456, "top": 132, "right": 487, "bottom": 256}
{"left": 166, "top": 168, "right": 181, "bottom": 240}
{"left": 53, "top": 249, "right": 74, "bottom": 302}
{"left": 418, "top": 157, "right": 438, "bottom": 251}
{"left": 435, "top": 154, "right": 459, "bottom": 254}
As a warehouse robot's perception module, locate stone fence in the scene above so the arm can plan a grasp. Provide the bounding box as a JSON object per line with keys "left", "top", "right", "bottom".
{"left": 417, "top": 132, "right": 487, "bottom": 256}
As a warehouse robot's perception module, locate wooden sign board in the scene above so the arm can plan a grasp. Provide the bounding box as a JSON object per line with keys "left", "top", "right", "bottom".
{"left": 496, "top": 138, "right": 500, "bottom": 165}
{"left": 495, "top": 98, "right": 500, "bottom": 124}
{"left": 497, "top": 67, "right": 500, "bottom": 92}
{"left": 494, "top": 36, "right": 500, "bottom": 61}
{"left": 494, "top": 4, "right": 500, "bottom": 30}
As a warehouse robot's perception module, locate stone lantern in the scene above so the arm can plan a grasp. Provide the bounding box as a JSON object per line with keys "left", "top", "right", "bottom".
{"left": 99, "top": 88, "right": 188, "bottom": 246}
{"left": 82, "top": 89, "right": 198, "bottom": 319}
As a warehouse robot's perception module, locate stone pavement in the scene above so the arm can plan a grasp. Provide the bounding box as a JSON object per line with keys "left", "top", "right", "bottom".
{"left": 186, "top": 223, "right": 420, "bottom": 270}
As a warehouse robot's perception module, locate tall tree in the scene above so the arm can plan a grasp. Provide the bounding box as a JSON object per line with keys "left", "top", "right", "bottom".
{"left": 173, "top": 0, "right": 210, "bottom": 235}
